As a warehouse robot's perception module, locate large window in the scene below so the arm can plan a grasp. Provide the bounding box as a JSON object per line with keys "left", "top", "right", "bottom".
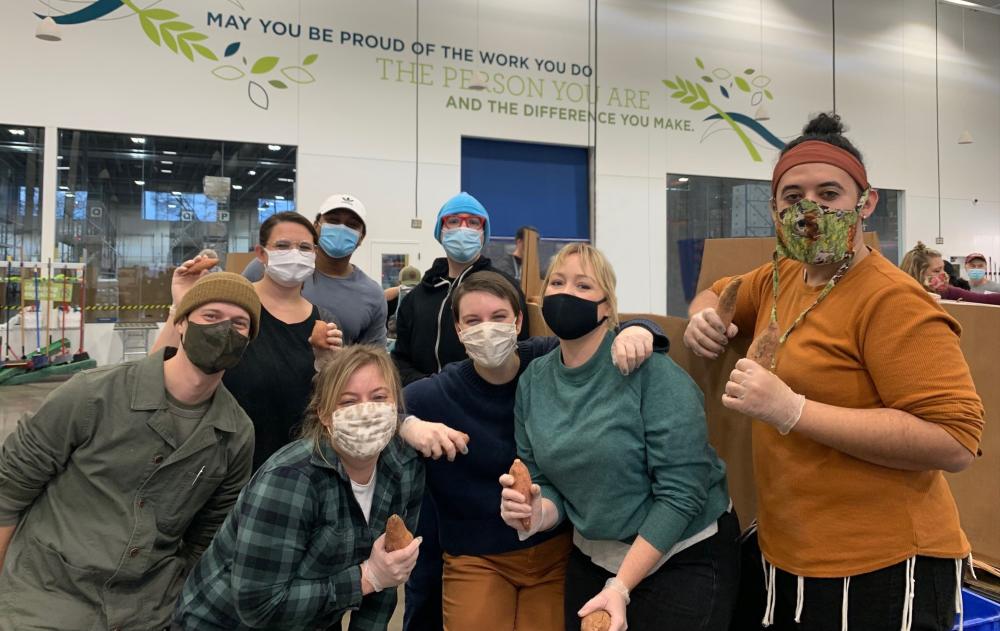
{"left": 666, "top": 174, "right": 902, "bottom": 317}
{"left": 1, "top": 124, "right": 44, "bottom": 262}
{"left": 56, "top": 130, "right": 296, "bottom": 322}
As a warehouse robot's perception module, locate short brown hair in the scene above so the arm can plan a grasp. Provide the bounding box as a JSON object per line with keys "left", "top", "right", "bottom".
{"left": 542, "top": 243, "right": 619, "bottom": 330}
{"left": 259, "top": 211, "right": 319, "bottom": 246}
{"left": 451, "top": 271, "right": 522, "bottom": 321}
{"left": 900, "top": 241, "right": 942, "bottom": 284}
{"left": 299, "top": 345, "right": 404, "bottom": 453}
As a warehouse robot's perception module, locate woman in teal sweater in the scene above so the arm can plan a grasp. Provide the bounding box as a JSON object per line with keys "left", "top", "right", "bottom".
{"left": 500, "top": 243, "right": 739, "bottom": 631}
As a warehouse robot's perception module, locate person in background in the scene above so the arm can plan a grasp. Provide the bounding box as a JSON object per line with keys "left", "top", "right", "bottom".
{"left": 964, "top": 252, "right": 1000, "bottom": 293}
{"left": 243, "top": 194, "right": 388, "bottom": 347}
{"left": 386, "top": 264, "right": 422, "bottom": 339}
{"left": 392, "top": 192, "right": 526, "bottom": 631}
{"left": 901, "top": 242, "right": 1000, "bottom": 306}
{"left": 686, "top": 114, "right": 983, "bottom": 630}
{"left": 943, "top": 260, "right": 970, "bottom": 291}
{"left": 494, "top": 225, "right": 537, "bottom": 282}
{"left": 156, "top": 212, "right": 343, "bottom": 470}
{"left": 174, "top": 346, "right": 423, "bottom": 631}
{"left": 0, "top": 273, "right": 259, "bottom": 631}
{"left": 503, "top": 243, "right": 737, "bottom": 631}
{"left": 401, "top": 270, "right": 668, "bottom": 631}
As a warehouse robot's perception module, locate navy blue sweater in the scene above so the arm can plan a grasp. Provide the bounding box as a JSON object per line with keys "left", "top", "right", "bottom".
{"left": 403, "top": 323, "right": 668, "bottom": 557}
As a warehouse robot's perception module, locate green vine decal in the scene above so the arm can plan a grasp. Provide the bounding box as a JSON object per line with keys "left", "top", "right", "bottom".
{"left": 122, "top": 0, "right": 217, "bottom": 61}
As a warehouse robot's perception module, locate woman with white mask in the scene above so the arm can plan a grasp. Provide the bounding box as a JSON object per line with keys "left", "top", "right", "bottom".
{"left": 153, "top": 211, "right": 344, "bottom": 471}
{"left": 175, "top": 345, "right": 423, "bottom": 630}
{"left": 399, "top": 271, "right": 668, "bottom": 631}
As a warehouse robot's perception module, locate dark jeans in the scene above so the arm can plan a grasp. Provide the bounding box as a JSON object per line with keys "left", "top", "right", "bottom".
{"left": 730, "top": 530, "right": 959, "bottom": 631}
{"left": 564, "top": 510, "right": 741, "bottom": 631}
{"left": 403, "top": 494, "right": 444, "bottom": 631}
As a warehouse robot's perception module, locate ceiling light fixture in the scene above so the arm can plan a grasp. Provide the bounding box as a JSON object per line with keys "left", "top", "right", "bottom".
{"left": 57, "top": 166, "right": 70, "bottom": 170}
{"left": 247, "top": 170, "right": 256, "bottom": 176}
{"left": 58, "top": 185, "right": 69, "bottom": 190}
{"left": 232, "top": 184, "right": 243, "bottom": 190}
{"left": 957, "top": 7, "right": 974, "bottom": 144}
{"left": 161, "top": 160, "right": 173, "bottom": 165}
{"left": 172, "top": 191, "right": 183, "bottom": 196}
{"left": 267, "top": 144, "right": 282, "bottom": 151}
{"left": 163, "top": 150, "right": 177, "bottom": 155}
{"left": 160, "top": 169, "right": 172, "bottom": 174}
{"left": 677, "top": 177, "right": 690, "bottom": 183}
{"left": 130, "top": 137, "right": 146, "bottom": 144}
{"left": 8, "top": 129, "right": 25, "bottom": 136}
{"left": 277, "top": 177, "right": 295, "bottom": 183}
{"left": 134, "top": 180, "right": 145, "bottom": 186}
{"left": 275, "top": 195, "right": 285, "bottom": 200}
{"left": 35, "top": 16, "right": 62, "bottom": 42}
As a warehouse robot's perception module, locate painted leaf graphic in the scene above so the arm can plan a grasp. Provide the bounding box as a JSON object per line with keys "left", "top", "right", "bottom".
{"left": 248, "top": 81, "right": 270, "bottom": 109}
{"left": 744, "top": 68, "right": 755, "bottom": 75}
{"left": 734, "top": 76, "right": 751, "bottom": 92}
{"left": 269, "top": 79, "right": 288, "bottom": 89}
{"left": 281, "top": 66, "right": 316, "bottom": 84}
{"left": 764, "top": 89, "right": 774, "bottom": 100}
{"left": 178, "top": 38, "right": 194, "bottom": 61}
{"left": 690, "top": 102, "right": 709, "bottom": 110}
{"left": 720, "top": 86, "right": 730, "bottom": 98}
{"left": 139, "top": 15, "right": 160, "bottom": 45}
{"left": 303, "top": 53, "right": 318, "bottom": 66}
{"left": 224, "top": 42, "right": 241, "bottom": 57}
{"left": 143, "top": 9, "right": 179, "bottom": 20}
{"left": 161, "top": 29, "right": 178, "bottom": 53}
{"left": 663, "top": 79, "right": 678, "bottom": 90}
{"left": 751, "top": 91, "right": 762, "bottom": 106}
{"left": 681, "top": 95, "right": 697, "bottom": 104}
{"left": 162, "top": 21, "right": 192, "bottom": 32}
{"left": 251, "top": 56, "right": 280, "bottom": 74}
{"left": 181, "top": 32, "right": 208, "bottom": 42}
{"left": 695, "top": 83, "right": 709, "bottom": 101}
{"left": 695, "top": 57, "right": 705, "bottom": 69}
{"left": 701, "top": 75, "right": 713, "bottom": 83}
{"left": 712, "top": 68, "right": 731, "bottom": 80}
{"left": 671, "top": 90, "right": 685, "bottom": 98}
{"left": 684, "top": 79, "right": 697, "bottom": 95}
{"left": 193, "top": 44, "right": 218, "bottom": 61}
{"left": 212, "top": 65, "right": 245, "bottom": 80}
{"left": 752, "top": 75, "right": 771, "bottom": 88}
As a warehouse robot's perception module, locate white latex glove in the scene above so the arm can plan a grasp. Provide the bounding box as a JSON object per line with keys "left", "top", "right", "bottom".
{"left": 683, "top": 307, "right": 738, "bottom": 359}
{"left": 611, "top": 326, "right": 654, "bottom": 376}
{"left": 722, "top": 358, "right": 806, "bottom": 435}
{"left": 578, "top": 586, "right": 628, "bottom": 631}
{"left": 498, "top": 474, "right": 545, "bottom": 541}
{"left": 398, "top": 416, "right": 470, "bottom": 461}
{"left": 362, "top": 533, "right": 421, "bottom": 592}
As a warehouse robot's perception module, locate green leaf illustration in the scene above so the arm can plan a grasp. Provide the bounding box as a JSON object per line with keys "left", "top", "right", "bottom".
{"left": 691, "top": 102, "right": 709, "bottom": 110}
{"left": 178, "top": 37, "right": 194, "bottom": 61}
{"left": 143, "top": 8, "right": 179, "bottom": 20}
{"left": 681, "top": 95, "right": 697, "bottom": 104}
{"left": 251, "top": 56, "right": 280, "bottom": 74}
{"left": 139, "top": 15, "right": 160, "bottom": 45}
{"left": 684, "top": 79, "right": 697, "bottom": 95}
{"left": 734, "top": 76, "right": 751, "bottom": 92}
{"left": 281, "top": 66, "right": 316, "bottom": 84}
{"left": 162, "top": 21, "right": 193, "bottom": 32}
{"left": 269, "top": 79, "right": 288, "bottom": 89}
{"left": 303, "top": 53, "right": 318, "bottom": 66}
{"left": 192, "top": 44, "right": 218, "bottom": 61}
{"left": 671, "top": 90, "right": 685, "bottom": 98}
{"left": 696, "top": 83, "right": 709, "bottom": 101}
{"left": 764, "top": 89, "right": 774, "bottom": 100}
{"left": 744, "top": 68, "right": 755, "bottom": 75}
{"left": 181, "top": 32, "right": 208, "bottom": 42}
{"left": 161, "top": 28, "right": 178, "bottom": 53}
{"left": 695, "top": 57, "right": 705, "bottom": 69}
{"left": 751, "top": 75, "right": 771, "bottom": 88}
{"left": 212, "top": 65, "right": 246, "bottom": 80}
{"left": 701, "top": 75, "right": 713, "bottom": 83}
{"left": 663, "top": 79, "right": 678, "bottom": 90}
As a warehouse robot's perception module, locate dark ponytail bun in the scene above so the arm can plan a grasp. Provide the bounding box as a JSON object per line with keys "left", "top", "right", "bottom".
{"left": 782, "top": 112, "right": 865, "bottom": 166}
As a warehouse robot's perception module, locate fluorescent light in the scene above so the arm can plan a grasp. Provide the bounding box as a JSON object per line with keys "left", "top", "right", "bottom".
{"left": 171, "top": 191, "right": 183, "bottom": 196}
{"left": 267, "top": 144, "right": 282, "bottom": 151}
{"left": 167, "top": 204, "right": 177, "bottom": 208}
{"left": 8, "top": 129, "right": 25, "bottom": 136}
{"left": 160, "top": 169, "right": 172, "bottom": 174}
{"left": 65, "top": 193, "right": 75, "bottom": 198}
{"left": 247, "top": 170, "right": 256, "bottom": 176}
{"left": 275, "top": 195, "right": 285, "bottom": 200}
{"left": 57, "top": 155, "right": 63, "bottom": 160}
{"left": 57, "top": 166, "right": 70, "bottom": 170}
{"left": 939, "top": 0, "right": 1000, "bottom": 15}
{"left": 161, "top": 160, "right": 173, "bottom": 165}
{"left": 58, "top": 185, "right": 69, "bottom": 190}
{"left": 232, "top": 184, "right": 243, "bottom": 190}
{"left": 130, "top": 137, "right": 146, "bottom": 144}
{"left": 677, "top": 177, "right": 690, "bottom": 183}
{"left": 277, "top": 177, "right": 294, "bottom": 183}
{"left": 162, "top": 150, "right": 177, "bottom": 155}
{"left": 134, "top": 180, "right": 145, "bottom": 186}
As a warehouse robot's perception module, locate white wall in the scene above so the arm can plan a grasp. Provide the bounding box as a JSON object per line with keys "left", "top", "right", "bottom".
{"left": 2, "top": 0, "right": 998, "bottom": 364}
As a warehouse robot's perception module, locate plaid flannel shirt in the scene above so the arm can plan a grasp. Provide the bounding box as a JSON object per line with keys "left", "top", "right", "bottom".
{"left": 175, "top": 436, "right": 424, "bottom": 631}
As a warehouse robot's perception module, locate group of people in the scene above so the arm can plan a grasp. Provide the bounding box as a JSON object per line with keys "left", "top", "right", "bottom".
{"left": 901, "top": 245, "right": 1000, "bottom": 305}
{"left": 0, "top": 111, "right": 986, "bottom": 631}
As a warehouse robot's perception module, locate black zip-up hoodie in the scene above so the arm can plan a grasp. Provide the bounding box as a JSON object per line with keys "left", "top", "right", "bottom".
{"left": 391, "top": 256, "right": 529, "bottom": 385}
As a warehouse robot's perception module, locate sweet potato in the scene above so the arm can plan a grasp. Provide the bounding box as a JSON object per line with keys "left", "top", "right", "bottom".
{"left": 384, "top": 514, "right": 413, "bottom": 552}
{"left": 581, "top": 610, "right": 612, "bottom": 631}
{"left": 748, "top": 321, "right": 780, "bottom": 368}
{"left": 509, "top": 459, "right": 533, "bottom": 531}
{"left": 183, "top": 257, "right": 219, "bottom": 275}
{"left": 309, "top": 320, "right": 331, "bottom": 350}
{"left": 716, "top": 277, "right": 743, "bottom": 328}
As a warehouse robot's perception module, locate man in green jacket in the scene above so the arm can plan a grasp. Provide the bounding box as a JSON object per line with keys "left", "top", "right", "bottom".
{"left": 0, "top": 272, "right": 260, "bottom": 631}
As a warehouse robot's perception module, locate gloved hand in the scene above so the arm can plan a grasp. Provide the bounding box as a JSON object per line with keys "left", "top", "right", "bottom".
{"left": 683, "top": 308, "right": 738, "bottom": 359}
{"left": 578, "top": 580, "right": 629, "bottom": 631}
{"left": 498, "top": 474, "right": 545, "bottom": 541}
{"left": 611, "top": 326, "right": 653, "bottom": 376}
{"left": 722, "top": 358, "right": 806, "bottom": 435}
{"left": 362, "top": 533, "right": 421, "bottom": 592}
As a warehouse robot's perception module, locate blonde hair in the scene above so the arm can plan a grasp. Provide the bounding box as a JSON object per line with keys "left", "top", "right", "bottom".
{"left": 299, "top": 345, "right": 404, "bottom": 449}
{"left": 542, "top": 243, "right": 619, "bottom": 330}
{"left": 900, "top": 241, "right": 942, "bottom": 284}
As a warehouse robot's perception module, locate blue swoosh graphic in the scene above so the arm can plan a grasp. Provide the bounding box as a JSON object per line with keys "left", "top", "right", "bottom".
{"left": 35, "top": 0, "right": 125, "bottom": 25}
{"left": 704, "top": 112, "right": 787, "bottom": 150}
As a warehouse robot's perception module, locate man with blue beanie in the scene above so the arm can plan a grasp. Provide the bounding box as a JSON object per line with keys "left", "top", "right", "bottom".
{"left": 392, "top": 192, "right": 528, "bottom": 631}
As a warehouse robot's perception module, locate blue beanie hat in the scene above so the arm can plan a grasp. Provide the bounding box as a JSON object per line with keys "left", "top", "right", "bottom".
{"left": 434, "top": 192, "right": 490, "bottom": 243}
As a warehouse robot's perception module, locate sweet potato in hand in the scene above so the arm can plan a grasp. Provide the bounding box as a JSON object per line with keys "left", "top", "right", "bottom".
{"left": 182, "top": 257, "right": 219, "bottom": 275}
{"left": 748, "top": 321, "right": 780, "bottom": 368}
{"left": 509, "top": 459, "right": 533, "bottom": 531}
{"left": 384, "top": 514, "right": 413, "bottom": 552}
{"left": 581, "top": 610, "right": 611, "bottom": 631}
{"left": 310, "top": 320, "right": 331, "bottom": 350}
{"left": 716, "top": 277, "right": 743, "bottom": 329}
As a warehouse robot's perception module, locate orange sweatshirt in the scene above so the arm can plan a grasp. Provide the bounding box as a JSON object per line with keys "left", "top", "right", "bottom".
{"left": 711, "top": 250, "right": 984, "bottom": 578}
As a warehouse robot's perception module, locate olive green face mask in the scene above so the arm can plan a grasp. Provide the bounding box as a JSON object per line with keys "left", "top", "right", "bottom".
{"left": 771, "top": 188, "right": 870, "bottom": 265}
{"left": 181, "top": 320, "right": 249, "bottom": 375}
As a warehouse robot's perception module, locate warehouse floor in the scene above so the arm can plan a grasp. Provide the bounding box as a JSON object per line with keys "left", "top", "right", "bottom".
{"left": 0, "top": 379, "right": 406, "bottom": 630}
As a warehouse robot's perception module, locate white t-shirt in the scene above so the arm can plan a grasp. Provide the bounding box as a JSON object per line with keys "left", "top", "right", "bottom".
{"left": 351, "top": 471, "right": 377, "bottom": 524}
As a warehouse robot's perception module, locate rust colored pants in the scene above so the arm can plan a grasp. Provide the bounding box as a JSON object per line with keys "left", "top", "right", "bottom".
{"left": 442, "top": 532, "right": 572, "bottom": 631}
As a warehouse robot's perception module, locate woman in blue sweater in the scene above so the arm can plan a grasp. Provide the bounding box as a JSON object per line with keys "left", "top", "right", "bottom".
{"left": 500, "top": 243, "right": 739, "bottom": 631}
{"left": 401, "top": 271, "right": 667, "bottom": 631}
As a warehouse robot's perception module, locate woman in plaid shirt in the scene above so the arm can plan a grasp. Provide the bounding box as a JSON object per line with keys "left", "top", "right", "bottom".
{"left": 174, "top": 345, "right": 424, "bottom": 631}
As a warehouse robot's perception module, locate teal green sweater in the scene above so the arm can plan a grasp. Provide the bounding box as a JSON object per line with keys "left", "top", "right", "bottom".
{"left": 514, "top": 331, "right": 730, "bottom": 555}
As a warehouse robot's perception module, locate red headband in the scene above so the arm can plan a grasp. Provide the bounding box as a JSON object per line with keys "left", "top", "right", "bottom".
{"left": 771, "top": 140, "right": 869, "bottom": 198}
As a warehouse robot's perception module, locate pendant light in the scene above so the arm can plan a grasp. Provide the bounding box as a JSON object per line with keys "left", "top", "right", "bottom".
{"left": 957, "top": 7, "right": 974, "bottom": 144}
{"left": 468, "top": 0, "right": 488, "bottom": 90}
{"left": 753, "top": 0, "right": 770, "bottom": 121}
{"left": 35, "top": 16, "right": 62, "bottom": 42}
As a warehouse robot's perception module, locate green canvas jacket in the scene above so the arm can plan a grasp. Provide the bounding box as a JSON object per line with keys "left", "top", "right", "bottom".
{"left": 0, "top": 348, "right": 254, "bottom": 631}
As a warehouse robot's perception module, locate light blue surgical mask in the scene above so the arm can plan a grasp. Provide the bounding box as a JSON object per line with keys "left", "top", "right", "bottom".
{"left": 968, "top": 268, "right": 987, "bottom": 282}
{"left": 441, "top": 227, "right": 482, "bottom": 264}
{"left": 319, "top": 224, "right": 361, "bottom": 259}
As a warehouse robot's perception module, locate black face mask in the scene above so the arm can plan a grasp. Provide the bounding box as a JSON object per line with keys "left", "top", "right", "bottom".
{"left": 181, "top": 320, "right": 250, "bottom": 375}
{"left": 541, "top": 293, "right": 608, "bottom": 340}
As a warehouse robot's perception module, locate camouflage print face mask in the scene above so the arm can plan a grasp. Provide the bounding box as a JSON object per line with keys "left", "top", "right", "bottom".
{"left": 772, "top": 189, "right": 870, "bottom": 265}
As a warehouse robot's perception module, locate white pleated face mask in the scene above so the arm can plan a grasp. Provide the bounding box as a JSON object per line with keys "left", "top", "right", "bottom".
{"left": 264, "top": 249, "right": 315, "bottom": 287}
{"left": 458, "top": 321, "right": 518, "bottom": 368}
{"left": 328, "top": 401, "right": 398, "bottom": 460}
